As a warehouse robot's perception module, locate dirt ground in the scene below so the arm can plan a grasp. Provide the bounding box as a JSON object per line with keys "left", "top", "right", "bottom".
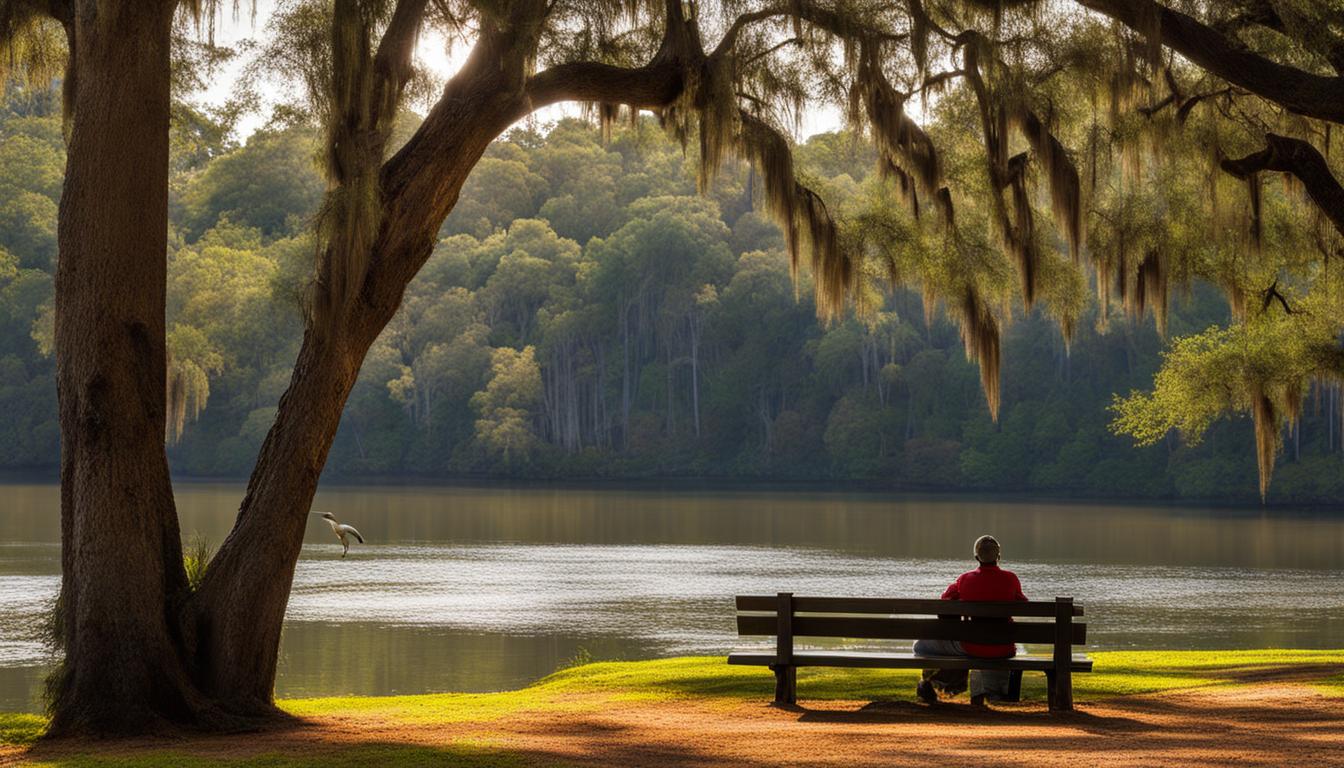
{"left": 8, "top": 677, "right": 1344, "bottom": 766}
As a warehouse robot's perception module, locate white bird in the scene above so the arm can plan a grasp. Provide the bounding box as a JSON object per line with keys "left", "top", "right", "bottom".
{"left": 314, "top": 512, "right": 364, "bottom": 557}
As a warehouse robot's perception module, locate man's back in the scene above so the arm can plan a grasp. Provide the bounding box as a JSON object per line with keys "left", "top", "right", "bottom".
{"left": 941, "top": 563, "right": 1027, "bottom": 657}
{"left": 915, "top": 534, "right": 1025, "bottom": 705}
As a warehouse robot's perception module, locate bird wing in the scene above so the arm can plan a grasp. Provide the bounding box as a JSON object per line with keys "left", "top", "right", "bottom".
{"left": 342, "top": 525, "right": 364, "bottom": 544}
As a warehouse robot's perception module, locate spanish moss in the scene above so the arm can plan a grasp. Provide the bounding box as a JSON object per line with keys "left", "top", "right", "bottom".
{"left": 957, "top": 287, "right": 1002, "bottom": 421}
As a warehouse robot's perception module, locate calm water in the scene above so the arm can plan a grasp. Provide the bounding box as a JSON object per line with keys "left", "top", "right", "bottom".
{"left": 2, "top": 482, "right": 1343, "bottom": 712}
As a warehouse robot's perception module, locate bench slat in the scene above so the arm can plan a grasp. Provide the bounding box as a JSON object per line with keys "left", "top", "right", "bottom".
{"left": 735, "top": 595, "right": 1083, "bottom": 618}
{"left": 726, "top": 649, "right": 1094, "bottom": 673}
{"left": 736, "top": 614, "right": 1086, "bottom": 645}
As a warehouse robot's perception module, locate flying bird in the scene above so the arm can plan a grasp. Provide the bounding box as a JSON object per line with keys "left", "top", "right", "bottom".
{"left": 314, "top": 511, "right": 364, "bottom": 557}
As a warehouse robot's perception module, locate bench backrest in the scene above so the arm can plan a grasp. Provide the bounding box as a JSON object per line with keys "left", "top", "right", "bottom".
{"left": 735, "top": 594, "right": 1086, "bottom": 650}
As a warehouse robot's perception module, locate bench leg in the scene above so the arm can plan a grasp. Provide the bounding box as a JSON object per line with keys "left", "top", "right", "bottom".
{"left": 1005, "top": 670, "right": 1023, "bottom": 703}
{"left": 1055, "top": 666, "right": 1073, "bottom": 712}
{"left": 1045, "top": 670, "right": 1057, "bottom": 711}
{"left": 771, "top": 664, "right": 796, "bottom": 705}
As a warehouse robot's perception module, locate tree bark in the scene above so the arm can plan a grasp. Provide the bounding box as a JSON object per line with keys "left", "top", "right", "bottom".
{"left": 191, "top": 30, "right": 542, "bottom": 709}
{"left": 1220, "top": 133, "right": 1344, "bottom": 238}
{"left": 49, "top": 0, "right": 205, "bottom": 736}
{"left": 189, "top": 330, "right": 367, "bottom": 710}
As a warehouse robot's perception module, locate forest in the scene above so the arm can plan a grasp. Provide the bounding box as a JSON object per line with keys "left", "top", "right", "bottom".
{"left": 1, "top": 86, "right": 1338, "bottom": 503}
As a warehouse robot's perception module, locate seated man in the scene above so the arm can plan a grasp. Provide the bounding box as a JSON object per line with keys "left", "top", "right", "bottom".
{"left": 913, "top": 535, "right": 1026, "bottom": 707}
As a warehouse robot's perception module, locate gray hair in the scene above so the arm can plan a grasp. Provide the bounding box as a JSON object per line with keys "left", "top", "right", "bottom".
{"left": 974, "top": 535, "right": 1001, "bottom": 564}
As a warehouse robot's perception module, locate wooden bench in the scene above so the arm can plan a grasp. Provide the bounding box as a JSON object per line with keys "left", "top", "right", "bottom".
{"left": 727, "top": 593, "right": 1093, "bottom": 711}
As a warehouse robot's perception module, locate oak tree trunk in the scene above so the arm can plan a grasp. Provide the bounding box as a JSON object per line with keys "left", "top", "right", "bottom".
{"left": 189, "top": 331, "right": 367, "bottom": 711}
{"left": 48, "top": 0, "right": 203, "bottom": 736}
{"left": 191, "top": 38, "right": 534, "bottom": 708}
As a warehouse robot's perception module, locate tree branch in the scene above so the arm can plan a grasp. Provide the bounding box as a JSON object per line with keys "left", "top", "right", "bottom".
{"left": 916, "top": 68, "right": 965, "bottom": 95}
{"left": 1076, "top": 0, "right": 1344, "bottom": 124}
{"left": 742, "top": 36, "right": 802, "bottom": 66}
{"left": 1259, "top": 279, "right": 1296, "bottom": 315}
{"left": 1221, "top": 133, "right": 1344, "bottom": 238}
{"left": 524, "top": 60, "right": 684, "bottom": 110}
{"left": 1214, "top": 0, "right": 1344, "bottom": 75}
{"left": 372, "top": 0, "right": 432, "bottom": 112}
{"left": 711, "top": 1, "right": 905, "bottom": 59}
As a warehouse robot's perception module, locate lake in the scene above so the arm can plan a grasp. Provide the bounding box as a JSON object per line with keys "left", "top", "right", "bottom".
{"left": 2, "top": 482, "right": 1343, "bottom": 712}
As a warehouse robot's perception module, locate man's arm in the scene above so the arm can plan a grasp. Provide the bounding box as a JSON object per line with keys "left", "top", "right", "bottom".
{"left": 1012, "top": 573, "right": 1027, "bottom": 602}
{"left": 938, "top": 578, "right": 960, "bottom": 621}
{"left": 941, "top": 578, "right": 960, "bottom": 600}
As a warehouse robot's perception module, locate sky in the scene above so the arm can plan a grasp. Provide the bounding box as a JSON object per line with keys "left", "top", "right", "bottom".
{"left": 198, "top": 1, "right": 844, "bottom": 141}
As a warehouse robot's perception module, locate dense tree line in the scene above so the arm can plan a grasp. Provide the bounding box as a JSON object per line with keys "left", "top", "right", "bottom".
{"left": 2, "top": 90, "right": 1340, "bottom": 502}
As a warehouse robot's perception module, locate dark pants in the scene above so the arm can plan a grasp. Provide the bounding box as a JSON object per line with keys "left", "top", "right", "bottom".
{"left": 912, "top": 638, "right": 1013, "bottom": 698}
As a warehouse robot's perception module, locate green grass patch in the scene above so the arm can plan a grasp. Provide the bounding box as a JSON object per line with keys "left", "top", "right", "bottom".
{"left": 0, "top": 711, "right": 45, "bottom": 746}
{"left": 1083, "top": 649, "right": 1344, "bottom": 697}
{"left": 513, "top": 649, "right": 1344, "bottom": 704}
{"left": 1315, "top": 671, "right": 1344, "bottom": 697}
{"left": 5, "top": 650, "right": 1342, "bottom": 766}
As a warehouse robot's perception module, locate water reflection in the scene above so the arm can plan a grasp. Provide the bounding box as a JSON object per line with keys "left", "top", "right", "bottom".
{"left": 5, "top": 483, "right": 1344, "bottom": 570}
{"left": 1, "top": 482, "right": 1342, "bottom": 713}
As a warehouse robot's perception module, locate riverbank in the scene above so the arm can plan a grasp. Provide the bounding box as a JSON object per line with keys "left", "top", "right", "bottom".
{"left": 4, "top": 471, "right": 1339, "bottom": 510}
{"left": 4, "top": 650, "right": 1342, "bottom": 766}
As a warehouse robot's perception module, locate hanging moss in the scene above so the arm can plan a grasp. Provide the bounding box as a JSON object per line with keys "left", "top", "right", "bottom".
{"left": 309, "top": 0, "right": 403, "bottom": 331}
{"left": 1242, "top": 348, "right": 1319, "bottom": 499}
{"left": 739, "top": 111, "right": 851, "bottom": 322}
{"left": 1247, "top": 170, "right": 1263, "bottom": 249}
{"left": 907, "top": 0, "right": 928, "bottom": 82}
{"left": 1011, "top": 105, "right": 1084, "bottom": 263}
{"left": 165, "top": 357, "right": 211, "bottom": 446}
{"left": 1133, "top": 0, "right": 1163, "bottom": 74}
{"left": 921, "top": 282, "right": 939, "bottom": 329}
{"left": 695, "top": 54, "right": 740, "bottom": 193}
{"left": 597, "top": 102, "right": 621, "bottom": 142}
{"left": 1133, "top": 249, "right": 1169, "bottom": 336}
{"left": 1005, "top": 151, "right": 1039, "bottom": 306}
{"left": 1250, "top": 384, "right": 1277, "bottom": 501}
{"left": 0, "top": 2, "right": 70, "bottom": 125}
{"left": 957, "top": 287, "right": 1002, "bottom": 421}
{"left": 963, "top": 33, "right": 1051, "bottom": 308}
{"left": 882, "top": 162, "right": 920, "bottom": 219}
{"left": 853, "top": 42, "right": 950, "bottom": 225}
{"left": 962, "top": 0, "right": 1041, "bottom": 31}
{"left": 0, "top": 3, "right": 63, "bottom": 81}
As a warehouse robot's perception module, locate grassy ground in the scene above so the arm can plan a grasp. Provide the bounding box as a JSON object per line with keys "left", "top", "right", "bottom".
{"left": 285, "top": 648, "right": 1344, "bottom": 717}
{"left": 4, "top": 650, "right": 1342, "bottom": 766}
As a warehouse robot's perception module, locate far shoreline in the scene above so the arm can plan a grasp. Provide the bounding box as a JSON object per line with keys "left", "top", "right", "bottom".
{"left": 0, "top": 469, "right": 1340, "bottom": 514}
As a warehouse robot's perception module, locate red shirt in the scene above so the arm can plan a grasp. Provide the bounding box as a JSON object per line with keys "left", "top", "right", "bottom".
{"left": 940, "top": 563, "right": 1027, "bottom": 658}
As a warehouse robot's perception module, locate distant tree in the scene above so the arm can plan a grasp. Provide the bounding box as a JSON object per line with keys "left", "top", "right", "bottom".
{"left": 587, "top": 196, "right": 733, "bottom": 439}
{"left": 442, "top": 153, "right": 548, "bottom": 237}
{"left": 0, "top": 191, "right": 56, "bottom": 269}
{"left": 177, "top": 127, "right": 324, "bottom": 241}
{"left": 0, "top": 118, "right": 62, "bottom": 269}
{"left": 471, "top": 345, "right": 543, "bottom": 464}
{"left": 823, "top": 393, "right": 888, "bottom": 476}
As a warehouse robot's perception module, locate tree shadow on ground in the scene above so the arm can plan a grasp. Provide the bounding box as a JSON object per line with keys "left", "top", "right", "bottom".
{"left": 12, "top": 667, "right": 1344, "bottom": 768}
{"left": 12, "top": 740, "right": 542, "bottom": 768}
{"left": 787, "top": 699, "right": 1152, "bottom": 734}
